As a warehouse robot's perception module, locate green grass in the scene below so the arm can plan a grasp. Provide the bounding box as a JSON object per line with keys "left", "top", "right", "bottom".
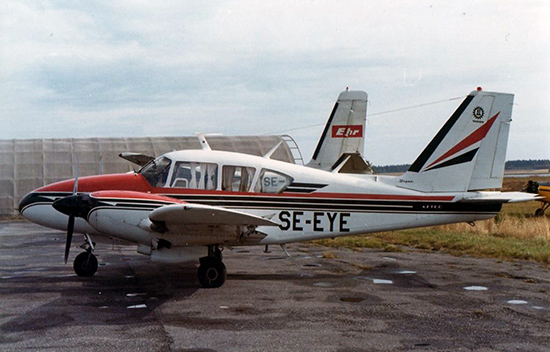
{"left": 314, "top": 228, "right": 550, "bottom": 264}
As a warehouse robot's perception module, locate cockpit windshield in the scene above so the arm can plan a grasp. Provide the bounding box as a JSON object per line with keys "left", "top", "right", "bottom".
{"left": 140, "top": 156, "right": 172, "bottom": 187}
{"left": 138, "top": 155, "right": 291, "bottom": 193}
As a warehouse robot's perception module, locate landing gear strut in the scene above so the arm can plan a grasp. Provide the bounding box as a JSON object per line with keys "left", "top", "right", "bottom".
{"left": 73, "top": 234, "right": 98, "bottom": 277}
{"left": 535, "top": 203, "right": 549, "bottom": 217}
{"left": 197, "top": 245, "right": 226, "bottom": 288}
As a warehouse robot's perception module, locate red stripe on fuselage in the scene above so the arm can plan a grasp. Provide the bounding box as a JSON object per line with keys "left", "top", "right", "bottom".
{"left": 36, "top": 173, "right": 152, "bottom": 193}
{"left": 156, "top": 189, "right": 455, "bottom": 202}
{"left": 35, "top": 172, "right": 455, "bottom": 202}
{"left": 90, "top": 190, "right": 185, "bottom": 204}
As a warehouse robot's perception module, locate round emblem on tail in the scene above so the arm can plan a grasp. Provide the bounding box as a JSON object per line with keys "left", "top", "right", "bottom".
{"left": 472, "top": 106, "right": 485, "bottom": 119}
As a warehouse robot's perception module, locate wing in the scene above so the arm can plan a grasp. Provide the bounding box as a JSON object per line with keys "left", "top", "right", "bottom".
{"left": 149, "top": 203, "right": 278, "bottom": 227}
{"left": 81, "top": 191, "right": 278, "bottom": 246}
{"left": 148, "top": 203, "right": 279, "bottom": 245}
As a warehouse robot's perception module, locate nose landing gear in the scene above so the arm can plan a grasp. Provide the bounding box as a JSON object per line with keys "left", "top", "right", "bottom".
{"left": 73, "top": 251, "right": 98, "bottom": 277}
{"left": 73, "top": 234, "right": 98, "bottom": 277}
{"left": 197, "top": 245, "right": 226, "bottom": 288}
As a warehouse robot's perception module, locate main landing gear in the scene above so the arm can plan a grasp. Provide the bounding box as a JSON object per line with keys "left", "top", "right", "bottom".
{"left": 73, "top": 234, "right": 98, "bottom": 277}
{"left": 535, "top": 203, "right": 549, "bottom": 217}
{"left": 197, "top": 245, "right": 226, "bottom": 288}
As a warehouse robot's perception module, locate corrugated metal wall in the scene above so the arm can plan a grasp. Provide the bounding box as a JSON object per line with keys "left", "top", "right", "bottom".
{"left": 0, "top": 136, "right": 294, "bottom": 218}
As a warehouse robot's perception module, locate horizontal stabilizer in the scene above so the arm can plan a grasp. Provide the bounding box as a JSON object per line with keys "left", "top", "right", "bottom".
{"left": 458, "top": 192, "right": 543, "bottom": 204}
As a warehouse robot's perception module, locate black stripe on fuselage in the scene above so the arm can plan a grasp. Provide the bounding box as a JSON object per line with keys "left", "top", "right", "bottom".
{"left": 19, "top": 192, "right": 175, "bottom": 213}
{"left": 408, "top": 95, "right": 475, "bottom": 173}
{"left": 79, "top": 198, "right": 502, "bottom": 215}
{"left": 289, "top": 182, "right": 328, "bottom": 189}
{"left": 162, "top": 194, "right": 501, "bottom": 214}
{"left": 286, "top": 182, "right": 328, "bottom": 194}
{"left": 19, "top": 192, "right": 70, "bottom": 213}
{"left": 24, "top": 191, "right": 502, "bottom": 215}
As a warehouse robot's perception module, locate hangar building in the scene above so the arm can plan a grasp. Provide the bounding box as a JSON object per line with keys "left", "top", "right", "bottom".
{"left": 0, "top": 136, "right": 298, "bottom": 218}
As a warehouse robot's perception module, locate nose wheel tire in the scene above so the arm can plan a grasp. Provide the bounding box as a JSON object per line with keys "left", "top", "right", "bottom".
{"left": 197, "top": 258, "right": 226, "bottom": 288}
{"left": 73, "top": 252, "right": 98, "bottom": 277}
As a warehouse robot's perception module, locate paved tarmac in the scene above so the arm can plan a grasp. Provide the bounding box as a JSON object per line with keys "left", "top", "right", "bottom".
{"left": 1, "top": 220, "right": 549, "bottom": 352}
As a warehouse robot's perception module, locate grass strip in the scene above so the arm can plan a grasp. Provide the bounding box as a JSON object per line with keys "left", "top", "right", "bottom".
{"left": 314, "top": 229, "right": 550, "bottom": 264}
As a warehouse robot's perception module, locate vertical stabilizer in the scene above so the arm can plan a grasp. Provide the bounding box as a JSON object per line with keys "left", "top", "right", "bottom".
{"left": 398, "top": 89, "right": 514, "bottom": 192}
{"left": 307, "top": 90, "right": 368, "bottom": 171}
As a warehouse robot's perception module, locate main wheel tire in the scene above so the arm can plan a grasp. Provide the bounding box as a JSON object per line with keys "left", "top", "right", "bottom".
{"left": 535, "top": 208, "right": 544, "bottom": 217}
{"left": 73, "top": 252, "right": 98, "bottom": 277}
{"left": 197, "top": 259, "right": 226, "bottom": 288}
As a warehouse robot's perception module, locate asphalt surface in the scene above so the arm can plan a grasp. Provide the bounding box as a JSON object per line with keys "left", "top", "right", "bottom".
{"left": 1, "top": 220, "right": 549, "bottom": 352}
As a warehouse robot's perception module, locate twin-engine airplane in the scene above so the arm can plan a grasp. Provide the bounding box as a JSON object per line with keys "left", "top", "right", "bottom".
{"left": 19, "top": 88, "right": 539, "bottom": 288}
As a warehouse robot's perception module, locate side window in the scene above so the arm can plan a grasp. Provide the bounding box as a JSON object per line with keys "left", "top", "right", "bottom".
{"left": 170, "top": 162, "right": 218, "bottom": 190}
{"left": 222, "top": 166, "right": 256, "bottom": 192}
{"left": 254, "top": 169, "right": 292, "bottom": 194}
{"left": 140, "top": 157, "right": 172, "bottom": 187}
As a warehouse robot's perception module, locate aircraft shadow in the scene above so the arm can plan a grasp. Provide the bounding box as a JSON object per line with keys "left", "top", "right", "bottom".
{"left": 1, "top": 260, "right": 200, "bottom": 333}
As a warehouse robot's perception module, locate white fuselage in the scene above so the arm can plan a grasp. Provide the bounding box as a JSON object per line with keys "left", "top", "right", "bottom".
{"left": 20, "top": 150, "right": 501, "bottom": 258}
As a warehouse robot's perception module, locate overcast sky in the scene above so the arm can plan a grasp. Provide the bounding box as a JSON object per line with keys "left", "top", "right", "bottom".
{"left": 1, "top": 1, "right": 549, "bottom": 165}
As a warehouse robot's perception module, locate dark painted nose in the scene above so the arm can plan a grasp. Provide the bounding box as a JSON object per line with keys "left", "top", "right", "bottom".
{"left": 19, "top": 193, "right": 36, "bottom": 214}
{"left": 52, "top": 194, "right": 95, "bottom": 218}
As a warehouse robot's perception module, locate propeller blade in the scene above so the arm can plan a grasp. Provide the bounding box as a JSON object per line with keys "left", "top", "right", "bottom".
{"left": 64, "top": 214, "right": 75, "bottom": 264}
{"left": 60, "top": 156, "right": 80, "bottom": 264}
{"left": 73, "top": 156, "right": 80, "bottom": 195}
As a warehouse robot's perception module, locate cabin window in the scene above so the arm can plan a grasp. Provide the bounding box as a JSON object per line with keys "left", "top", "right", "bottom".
{"left": 222, "top": 166, "right": 256, "bottom": 192}
{"left": 140, "top": 157, "right": 173, "bottom": 187}
{"left": 254, "top": 169, "right": 292, "bottom": 194}
{"left": 170, "top": 162, "right": 218, "bottom": 190}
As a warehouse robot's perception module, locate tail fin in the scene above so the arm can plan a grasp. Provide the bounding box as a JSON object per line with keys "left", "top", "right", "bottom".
{"left": 307, "top": 90, "right": 368, "bottom": 171}
{"left": 398, "top": 89, "right": 514, "bottom": 192}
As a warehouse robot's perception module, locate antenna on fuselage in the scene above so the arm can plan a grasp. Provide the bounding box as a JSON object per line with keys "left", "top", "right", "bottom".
{"left": 195, "top": 133, "right": 211, "bottom": 151}
{"left": 195, "top": 133, "right": 222, "bottom": 151}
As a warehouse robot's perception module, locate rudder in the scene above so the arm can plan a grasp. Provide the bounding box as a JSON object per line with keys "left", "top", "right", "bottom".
{"left": 307, "top": 90, "right": 368, "bottom": 171}
{"left": 398, "top": 89, "right": 514, "bottom": 192}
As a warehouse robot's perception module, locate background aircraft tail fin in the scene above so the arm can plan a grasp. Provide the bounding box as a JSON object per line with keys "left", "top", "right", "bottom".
{"left": 307, "top": 90, "right": 368, "bottom": 171}
{"left": 398, "top": 89, "right": 514, "bottom": 192}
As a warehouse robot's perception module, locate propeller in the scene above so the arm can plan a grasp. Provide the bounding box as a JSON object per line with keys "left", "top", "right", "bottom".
{"left": 52, "top": 157, "right": 100, "bottom": 263}
{"left": 53, "top": 192, "right": 98, "bottom": 263}
{"left": 65, "top": 214, "right": 75, "bottom": 263}
{"left": 52, "top": 157, "right": 80, "bottom": 264}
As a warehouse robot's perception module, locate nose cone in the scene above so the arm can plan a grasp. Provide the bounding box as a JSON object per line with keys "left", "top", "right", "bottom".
{"left": 52, "top": 194, "right": 95, "bottom": 218}
{"left": 19, "top": 192, "right": 37, "bottom": 215}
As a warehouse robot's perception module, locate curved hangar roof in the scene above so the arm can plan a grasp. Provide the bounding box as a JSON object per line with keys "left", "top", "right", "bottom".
{"left": 0, "top": 136, "right": 296, "bottom": 218}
